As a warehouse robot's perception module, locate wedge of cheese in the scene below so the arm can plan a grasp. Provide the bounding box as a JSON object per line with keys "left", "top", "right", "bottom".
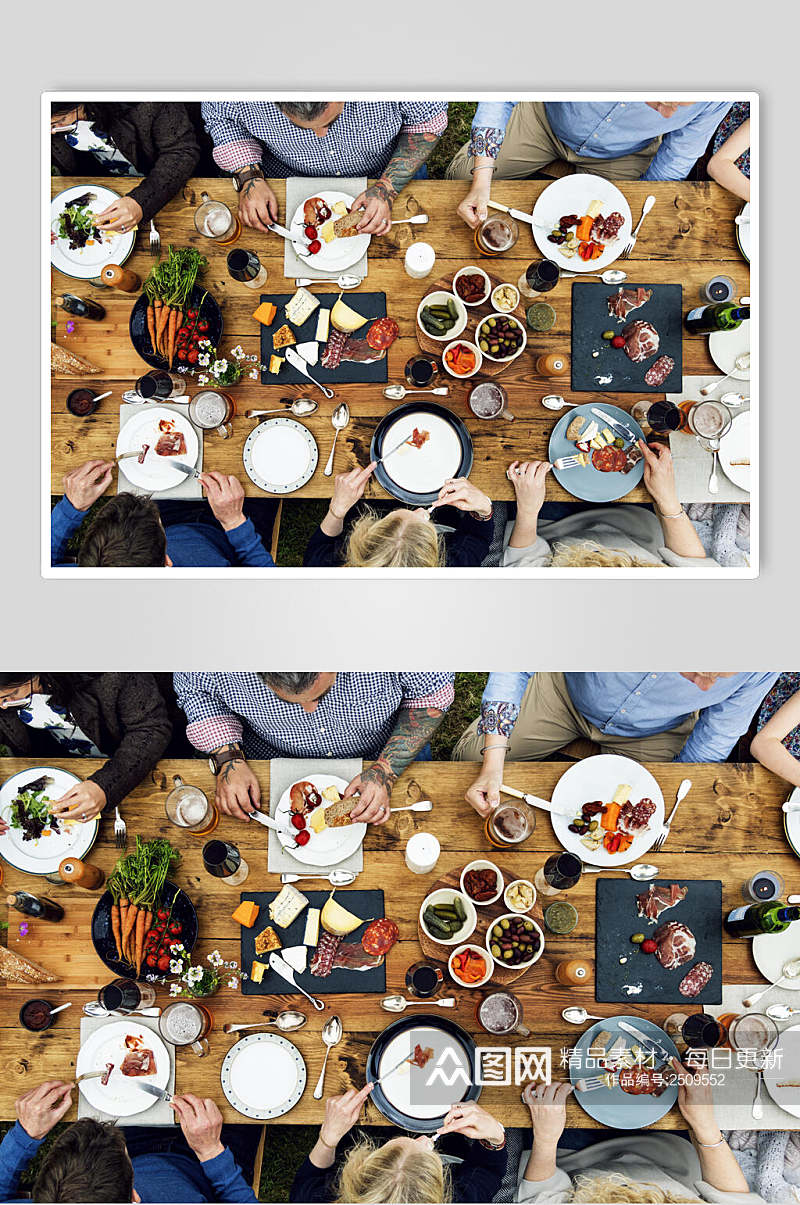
{"left": 269, "top": 884, "right": 309, "bottom": 928}
{"left": 319, "top": 219, "right": 337, "bottom": 244}
{"left": 281, "top": 945, "right": 308, "bottom": 974}
{"left": 304, "top": 907, "right": 321, "bottom": 947}
{"left": 285, "top": 287, "right": 320, "bottom": 326}
{"left": 295, "top": 341, "right": 319, "bottom": 366}
{"left": 308, "top": 806, "right": 327, "bottom": 834}
{"left": 252, "top": 301, "right": 277, "bottom": 326}
{"left": 268, "top": 354, "right": 284, "bottom": 375}
{"left": 250, "top": 960, "right": 268, "bottom": 984}
{"left": 332, "top": 200, "right": 348, "bottom": 217}
{"left": 315, "top": 309, "right": 330, "bottom": 342}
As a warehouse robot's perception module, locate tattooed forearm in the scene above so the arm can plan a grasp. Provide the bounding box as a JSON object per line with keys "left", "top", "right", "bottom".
{"left": 211, "top": 742, "right": 246, "bottom": 782}
{"left": 361, "top": 760, "right": 397, "bottom": 792}
{"left": 374, "top": 706, "right": 446, "bottom": 779}
{"left": 371, "top": 128, "right": 441, "bottom": 201}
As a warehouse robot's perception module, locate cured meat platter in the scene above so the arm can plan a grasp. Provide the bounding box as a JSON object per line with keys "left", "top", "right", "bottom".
{"left": 417, "top": 864, "right": 545, "bottom": 987}
{"left": 259, "top": 291, "right": 390, "bottom": 385}
{"left": 239, "top": 889, "right": 387, "bottom": 997}
{"left": 594, "top": 878, "right": 722, "bottom": 1005}
{"left": 570, "top": 282, "right": 683, "bottom": 393}
{"left": 415, "top": 268, "right": 526, "bottom": 379}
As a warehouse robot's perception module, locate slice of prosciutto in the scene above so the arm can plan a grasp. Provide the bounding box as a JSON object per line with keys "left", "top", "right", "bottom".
{"left": 607, "top": 287, "right": 653, "bottom": 321}
{"left": 622, "top": 320, "right": 659, "bottom": 363}
{"left": 636, "top": 882, "right": 688, "bottom": 923}
{"left": 653, "top": 921, "right": 696, "bottom": 970}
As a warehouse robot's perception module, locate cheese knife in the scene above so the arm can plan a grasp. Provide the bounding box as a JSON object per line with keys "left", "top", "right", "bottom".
{"left": 136, "top": 1082, "right": 174, "bottom": 1105}
{"left": 268, "top": 953, "right": 326, "bottom": 1011}
{"left": 499, "top": 782, "right": 574, "bottom": 817}
{"left": 246, "top": 809, "right": 297, "bottom": 838}
{"left": 590, "top": 407, "right": 639, "bottom": 443}
{"left": 268, "top": 222, "right": 310, "bottom": 248}
{"left": 284, "top": 347, "right": 335, "bottom": 399}
{"left": 486, "top": 199, "right": 537, "bottom": 227}
{"left": 617, "top": 1021, "right": 673, "bottom": 1064}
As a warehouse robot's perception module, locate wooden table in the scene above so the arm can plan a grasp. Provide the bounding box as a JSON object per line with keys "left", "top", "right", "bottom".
{"left": 0, "top": 757, "right": 790, "bottom": 1130}
{"left": 50, "top": 179, "right": 749, "bottom": 504}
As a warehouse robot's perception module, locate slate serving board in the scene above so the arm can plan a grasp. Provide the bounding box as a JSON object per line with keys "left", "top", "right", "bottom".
{"left": 259, "top": 293, "right": 388, "bottom": 385}
{"left": 570, "top": 282, "right": 683, "bottom": 393}
{"left": 240, "top": 889, "right": 386, "bottom": 997}
{"left": 595, "top": 878, "right": 722, "bottom": 1005}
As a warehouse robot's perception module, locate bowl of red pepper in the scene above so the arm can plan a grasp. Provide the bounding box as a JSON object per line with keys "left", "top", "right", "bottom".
{"left": 443, "top": 339, "right": 482, "bottom": 379}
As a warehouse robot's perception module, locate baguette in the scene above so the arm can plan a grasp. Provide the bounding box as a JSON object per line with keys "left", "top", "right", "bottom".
{"left": 51, "top": 342, "right": 101, "bottom": 376}
{"left": 566, "top": 415, "right": 587, "bottom": 442}
{"left": 0, "top": 945, "right": 58, "bottom": 984}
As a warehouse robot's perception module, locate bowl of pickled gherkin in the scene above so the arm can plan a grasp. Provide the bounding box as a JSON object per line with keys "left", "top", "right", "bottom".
{"left": 419, "top": 888, "right": 477, "bottom": 947}
{"left": 417, "top": 291, "right": 468, "bottom": 342}
{"left": 475, "top": 312, "right": 527, "bottom": 363}
{"left": 485, "top": 913, "right": 544, "bottom": 969}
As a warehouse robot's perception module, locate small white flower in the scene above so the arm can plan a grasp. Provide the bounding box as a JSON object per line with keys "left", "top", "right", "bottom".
{"left": 197, "top": 374, "right": 209, "bottom": 385}
{"left": 177, "top": 366, "right": 188, "bottom": 374}
{"left": 227, "top": 977, "right": 239, "bottom": 990}
{"left": 199, "top": 338, "right": 212, "bottom": 349}
{"left": 169, "top": 982, "right": 182, "bottom": 997}
{"left": 169, "top": 959, "right": 183, "bottom": 974}
{"left": 249, "top": 369, "right": 259, "bottom": 380}
{"left": 198, "top": 354, "right": 210, "bottom": 367}
{"left": 216, "top": 359, "right": 229, "bottom": 373}
{"left": 208, "top": 950, "right": 224, "bottom": 968}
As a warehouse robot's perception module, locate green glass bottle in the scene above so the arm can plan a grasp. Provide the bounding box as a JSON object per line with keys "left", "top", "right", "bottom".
{"left": 684, "top": 303, "right": 750, "bottom": 334}
{"left": 724, "top": 901, "right": 800, "bottom": 938}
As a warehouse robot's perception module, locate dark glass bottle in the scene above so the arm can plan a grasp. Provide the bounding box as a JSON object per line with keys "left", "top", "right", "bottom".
{"left": 6, "top": 891, "right": 64, "bottom": 922}
{"left": 55, "top": 294, "right": 106, "bottom": 321}
{"left": 684, "top": 303, "right": 749, "bottom": 334}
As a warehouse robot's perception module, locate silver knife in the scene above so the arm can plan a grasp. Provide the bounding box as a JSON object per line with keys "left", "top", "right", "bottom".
{"left": 285, "top": 347, "right": 335, "bottom": 399}
{"left": 617, "top": 1021, "right": 673, "bottom": 1063}
{"left": 590, "top": 407, "right": 639, "bottom": 443}
{"left": 486, "top": 199, "right": 535, "bottom": 227}
{"left": 268, "top": 222, "right": 309, "bottom": 248}
{"left": 268, "top": 953, "right": 326, "bottom": 1011}
{"left": 168, "top": 460, "right": 200, "bottom": 480}
{"left": 137, "top": 1081, "right": 174, "bottom": 1104}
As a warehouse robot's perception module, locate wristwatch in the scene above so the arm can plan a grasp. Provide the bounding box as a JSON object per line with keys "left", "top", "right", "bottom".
{"left": 208, "top": 746, "right": 245, "bottom": 775}
{"left": 232, "top": 164, "right": 266, "bottom": 192}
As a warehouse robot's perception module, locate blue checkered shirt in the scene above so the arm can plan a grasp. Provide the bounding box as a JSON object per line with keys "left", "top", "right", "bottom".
{"left": 201, "top": 101, "right": 448, "bottom": 178}
{"left": 174, "top": 672, "right": 455, "bottom": 760}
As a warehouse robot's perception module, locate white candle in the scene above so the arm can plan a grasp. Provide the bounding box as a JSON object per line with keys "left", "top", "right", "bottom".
{"left": 404, "top": 242, "right": 436, "bottom": 279}
{"left": 405, "top": 832, "right": 441, "bottom": 874}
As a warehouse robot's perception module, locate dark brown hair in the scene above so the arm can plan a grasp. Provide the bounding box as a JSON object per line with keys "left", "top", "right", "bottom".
{"left": 78, "top": 495, "right": 167, "bottom": 568}
{"left": 34, "top": 1119, "right": 133, "bottom": 1202}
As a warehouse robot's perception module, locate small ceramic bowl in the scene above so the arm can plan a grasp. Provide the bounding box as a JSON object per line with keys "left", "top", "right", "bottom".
{"left": 442, "top": 339, "right": 482, "bottom": 379}
{"left": 417, "top": 290, "right": 468, "bottom": 342}
{"left": 448, "top": 943, "right": 495, "bottom": 989}
{"left": 491, "top": 282, "right": 520, "bottom": 313}
{"left": 485, "top": 913, "right": 545, "bottom": 970}
{"left": 419, "top": 888, "right": 477, "bottom": 947}
{"left": 460, "top": 859, "right": 504, "bottom": 906}
{"left": 504, "top": 879, "right": 537, "bottom": 914}
{"left": 453, "top": 265, "right": 491, "bottom": 307}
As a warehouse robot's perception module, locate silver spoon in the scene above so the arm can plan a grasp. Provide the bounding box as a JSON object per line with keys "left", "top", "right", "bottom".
{"left": 562, "top": 1007, "right": 610, "bottom": 1025}
{"left": 48, "top": 1002, "right": 73, "bottom": 1017}
{"left": 766, "top": 1004, "right": 800, "bottom": 1021}
{"left": 704, "top": 436, "right": 721, "bottom": 494}
{"left": 224, "top": 1010, "right": 307, "bottom": 1034}
{"left": 389, "top": 800, "right": 433, "bottom": 813}
{"left": 281, "top": 870, "right": 357, "bottom": 886}
{"left": 560, "top": 269, "right": 628, "bottom": 283}
{"left": 390, "top": 215, "right": 429, "bottom": 226}
{"left": 582, "top": 863, "right": 659, "bottom": 881}
{"left": 744, "top": 959, "right": 800, "bottom": 1008}
{"left": 700, "top": 353, "right": 751, "bottom": 396}
{"left": 324, "top": 403, "right": 350, "bottom": 476}
{"left": 541, "top": 395, "right": 580, "bottom": 411}
{"left": 382, "top": 995, "right": 456, "bottom": 1012}
{"left": 295, "top": 274, "right": 364, "bottom": 290}
{"left": 383, "top": 385, "right": 450, "bottom": 400}
{"left": 313, "top": 1015, "right": 343, "bottom": 1099}
{"left": 83, "top": 1003, "right": 162, "bottom": 1018}
{"left": 245, "top": 398, "right": 318, "bottom": 419}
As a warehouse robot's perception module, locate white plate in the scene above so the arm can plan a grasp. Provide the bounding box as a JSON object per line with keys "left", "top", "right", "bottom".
{"left": 76, "top": 1021, "right": 170, "bottom": 1117}
{"left": 378, "top": 1025, "right": 471, "bottom": 1121}
{"left": 709, "top": 319, "right": 750, "bottom": 380}
{"left": 763, "top": 1022, "right": 800, "bottom": 1118}
{"left": 116, "top": 406, "right": 199, "bottom": 492}
{"left": 736, "top": 203, "right": 750, "bottom": 263}
{"left": 549, "top": 755, "right": 665, "bottom": 868}
{"left": 784, "top": 788, "right": 800, "bottom": 860}
{"left": 221, "top": 1032, "right": 306, "bottom": 1120}
{"left": 531, "top": 176, "right": 632, "bottom": 273}
{"left": 51, "top": 185, "right": 135, "bottom": 279}
{"left": 0, "top": 767, "right": 99, "bottom": 875}
{"left": 718, "top": 411, "right": 751, "bottom": 492}
{"left": 753, "top": 927, "right": 800, "bottom": 991}
{"left": 289, "top": 190, "right": 370, "bottom": 272}
{"left": 275, "top": 774, "right": 366, "bottom": 867}
{"left": 243, "top": 419, "right": 318, "bottom": 495}
{"left": 381, "top": 412, "right": 463, "bottom": 495}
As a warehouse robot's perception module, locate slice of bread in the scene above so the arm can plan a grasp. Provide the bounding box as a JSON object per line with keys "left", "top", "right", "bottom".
{"left": 566, "top": 415, "right": 587, "bottom": 442}
{"left": 333, "top": 209, "right": 363, "bottom": 238}
{"left": 323, "top": 795, "right": 358, "bottom": 828}
{"left": 51, "top": 342, "right": 101, "bottom": 376}
{"left": 0, "top": 946, "right": 58, "bottom": 984}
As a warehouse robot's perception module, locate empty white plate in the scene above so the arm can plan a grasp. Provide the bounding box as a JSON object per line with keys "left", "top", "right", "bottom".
{"left": 719, "top": 410, "right": 751, "bottom": 492}
{"left": 243, "top": 418, "right": 318, "bottom": 494}
{"left": 381, "top": 413, "right": 463, "bottom": 495}
{"left": 221, "top": 1033, "right": 306, "bottom": 1120}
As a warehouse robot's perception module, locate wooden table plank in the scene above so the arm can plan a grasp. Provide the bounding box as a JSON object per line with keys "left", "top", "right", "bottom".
{"left": 50, "top": 179, "right": 748, "bottom": 503}
{"left": 0, "top": 758, "right": 789, "bottom": 1128}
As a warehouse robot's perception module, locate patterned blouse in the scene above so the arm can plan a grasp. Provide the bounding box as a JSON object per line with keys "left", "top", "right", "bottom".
{"left": 712, "top": 101, "right": 750, "bottom": 179}
{"left": 756, "top": 673, "right": 800, "bottom": 759}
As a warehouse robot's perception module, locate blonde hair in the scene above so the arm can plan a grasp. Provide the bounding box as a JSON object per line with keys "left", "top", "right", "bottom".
{"left": 335, "top": 1135, "right": 450, "bottom": 1204}
{"left": 345, "top": 508, "right": 444, "bottom": 568}
{"left": 568, "top": 1172, "right": 701, "bottom": 1203}
{"left": 548, "top": 540, "right": 664, "bottom": 569}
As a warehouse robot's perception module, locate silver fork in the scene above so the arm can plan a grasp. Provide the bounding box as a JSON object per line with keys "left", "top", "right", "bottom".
{"left": 652, "top": 779, "right": 692, "bottom": 852}
{"left": 149, "top": 220, "right": 161, "bottom": 258}
{"left": 114, "top": 807, "right": 127, "bottom": 850}
{"left": 621, "top": 194, "right": 656, "bottom": 259}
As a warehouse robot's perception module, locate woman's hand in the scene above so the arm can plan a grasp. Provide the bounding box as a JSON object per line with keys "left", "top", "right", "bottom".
{"left": 434, "top": 478, "right": 492, "bottom": 517}
{"left": 95, "top": 196, "right": 143, "bottom": 232}
{"left": 238, "top": 179, "right": 279, "bottom": 232}
{"left": 456, "top": 166, "right": 493, "bottom": 229}
{"left": 438, "top": 1101, "right": 504, "bottom": 1145}
{"left": 671, "top": 1058, "right": 721, "bottom": 1143}
{"left": 639, "top": 440, "right": 680, "bottom": 514}
{"left": 507, "top": 460, "right": 551, "bottom": 516}
{"left": 325, "top": 463, "right": 376, "bottom": 528}
{"left": 522, "top": 1082, "right": 573, "bottom": 1146}
{"left": 465, "top": 766, "right": 502, "bottom": 818}
{"left": 319, "top": 1084, "right": 374, "bottom": 1148}
{"left": 51, "top": 780, "right": 106, "bottom": 822}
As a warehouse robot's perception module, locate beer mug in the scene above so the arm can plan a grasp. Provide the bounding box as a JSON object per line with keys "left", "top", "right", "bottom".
{"left": 158, "top": 1001, "right": 212, "bottom": 1057}
{"left": 188, "top": 390, "right": 235, "bottom": 439}
{"left": 164, "top": 776, "right": 218, "bottom": 837}
{"left": 477, "top": 991, "right": 530, "bottom": 1037}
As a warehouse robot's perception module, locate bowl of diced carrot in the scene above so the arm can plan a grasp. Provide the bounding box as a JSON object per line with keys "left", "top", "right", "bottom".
{"left": 448, "top": 943, "right": 494, "bottom": 988}
{"left": 443, "top": 339, "right": 482, "bottom": 379}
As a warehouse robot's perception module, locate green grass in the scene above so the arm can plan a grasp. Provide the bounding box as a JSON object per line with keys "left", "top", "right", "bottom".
{"left": 433, "top": 671, "right": 487, "bottom": 758}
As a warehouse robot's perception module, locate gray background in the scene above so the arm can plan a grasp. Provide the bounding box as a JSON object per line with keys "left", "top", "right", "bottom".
{"left": 9, "top": 0, "right": 788, "bottom": 669}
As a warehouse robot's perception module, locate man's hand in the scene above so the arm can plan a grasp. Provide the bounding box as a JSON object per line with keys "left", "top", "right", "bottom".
{"left": 95, "top": 196, "right": 143, "bottom": 232}
{"left": 433, "top": 478, "right": 492, "bottom": 517}
{"left": 351, "top": 187, "right": 392, "bottom": 235}
{"left": 465, "top": 766, "right": 503, "bottom": 817}
{"left": 238, "top": 178, "right": 278, "bottom": 232}
{"left": 215, "top": 758, "right": 261, "bottom": 821}
{"left": 345, "top": 765, "right": 394, "bottom": 824}
{"left": 522, "top": 1082, "right": 573, "bottom": 1145}
{"left": 438, "top": 1101, "right": 504, "bottom": 1144}
{"left": 200, "top": 472, "right": 246, "bottom": 532}
{"left": 50, "top": 779, "right": 106, "bottom": 822}
{"left": 63, "top": 461, "right": 114, "bottom": 512}
{"left": 456, "top": 169, "right": 493, "bottom": 229}
{"left": 639, "top": 439, "right": 680, "bottom": 514}
{"left": 319, "top": 1084, "right": 373, "bottom": 1149}
{"left": 15, "top": 1081, "right": 73, "bottom": 1140}
{"left": 507, "top": 460, "right": 551, "bottom": 517}
{"left": 171, "top": 1094, "right": 225, "bottom": 1162}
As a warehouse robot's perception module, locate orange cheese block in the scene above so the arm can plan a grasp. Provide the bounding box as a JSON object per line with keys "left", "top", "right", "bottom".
{"left": 252, "top": 302, "right": 277, "bottom": 326}
{"left": 231, "top": 900, "right": 260, "bottom": 928}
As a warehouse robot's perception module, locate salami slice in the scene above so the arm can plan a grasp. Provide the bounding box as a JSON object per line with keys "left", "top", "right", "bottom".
{"left": 591, "top": 446, "right": 626, "bottom": 474}
{"left": 309, "top": 932, "right": 342, "bottom": 977}
{"left": 321, "top": 329, "right": 348, "bottom": 370}
{"left": 678, "top": 960, "right": 713, "bottom": 998}
{"left": 645, "top": 355, "right": 675, "bottom": 387}
{"left": 362, "top": 918, "right": 399, "bottom": 956}
{"left": 366, "top": 318, "right": 399, "bottom": 351}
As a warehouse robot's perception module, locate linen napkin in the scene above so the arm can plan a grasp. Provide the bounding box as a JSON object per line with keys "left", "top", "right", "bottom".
{"left": 267, "top": 757, "right": 363, "bottom": 875}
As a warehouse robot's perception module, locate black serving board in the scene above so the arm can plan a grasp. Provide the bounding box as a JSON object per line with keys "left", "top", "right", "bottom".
{"left": 259, "top": 292, "right": 388, "bottom": 385}
{"left": 570, "top": 282, "right": 683, "bottom": 393}
{"left": 240, "top": 890, "right": 386, "bottom": 997}
{"left": 595, "top": 879, "right": 722, "bottom": 1005}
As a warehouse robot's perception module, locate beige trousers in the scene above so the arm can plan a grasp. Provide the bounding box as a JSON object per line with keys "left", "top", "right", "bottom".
{"left": 446, "top": 102, "right": 661, "bottom": 182}
{"left": 452, "top": 673, "right": 697, "bottom": 763}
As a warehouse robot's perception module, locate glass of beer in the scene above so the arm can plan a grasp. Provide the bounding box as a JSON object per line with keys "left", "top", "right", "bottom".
{"left": 485, "top": 800, "right": 536, "bottom": 848}
{"left": 477, "top": 990, "right": 530, "bottom": 1036}
{"left": 468, "top": 381, "right": 514, "bottom": 422}
{"left": 475, "top": 214, "right": 519, "bottom": 255}
{"left": 194, "top": 194, "right": 241, "bottom": 244}
{"left": 158, "top": 1001, "right": 212, "bottom": 1057}
{"left": 188, "top": 390, "right": 235, "bottom": 439}
{"left": 165, "top": 776, "right": 218, "bottom": 837}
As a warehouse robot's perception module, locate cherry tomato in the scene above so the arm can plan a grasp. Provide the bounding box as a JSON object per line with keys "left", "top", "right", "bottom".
{"left": 168, "top": 921, "right": 182, "bottom": 935}
{"left": 177, "top": 349, "right": 188, "bottom": 362}
{"left": 295, "top": 828, "right": 311, "bottom": 846}
{"left": 157, "top": 954, "right": 171, "bottom": 971}
{"left": 307, "top": 239, "right": 321, "bottom": 255}
{"left": 611, "top": 335, "right": 626, "bottom": 349}
{"left": 187, "top": 310, "right": 197, "bottom": 319}
{"left": 157, "top": 909, "right": 169, "bottom": 920}
{"left": 304, "top": 225, "right": 317, "bottom": 239}
{"left": 145, "top": 954, "right": 158, "bottom": 968}
{"left": 188, "top": 349, "right": 199, "bottom": 364}
{"left": 641, "top": 938, "right": 658, "bottom": 954}
{"left": 198, "top": 320, "right": 209, "bottom": 333}
{"left": 291, "top": 813, "right": 307, "bottom": 830}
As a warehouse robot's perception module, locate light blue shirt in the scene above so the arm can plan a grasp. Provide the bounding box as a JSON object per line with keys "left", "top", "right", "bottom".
{"left": 471, "top": 101, "right": 731, "bottom": 181}
{"left": 480, "top": 672, "right": 778, "bottom": 763}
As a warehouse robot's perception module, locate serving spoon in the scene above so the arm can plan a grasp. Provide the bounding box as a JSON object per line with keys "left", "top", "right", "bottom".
{"left": 382, "top": 995, "right": 456, "bottom": 1012}
{"left": 383, "top": 385, "right": 450, "bottom": 400}
{"left": 324, "top": 403, "right": 350, "bottom": 476}
{"left": 245, "top": 398, "right": 318, "bottom": 419}
{"left": 700, "top": 353, "right": 751, "bottom": 396}
{"left": 744, "top": 959, "right": 800, "bottom": 1008}
{"left": 224, "top": 1010, "right": 307, "bottom": 1035}
{"left": 390, "top": 215, "right": 429, "bottom": 226}
{"left": 281, "top": 870, "right": 357, "bottom": 886}
{"left": 560, "top": 269, "right": 628, "bottom": 284}
{"left": 582, "top": 863, "right": 659, "bottom": 881}
{"left": 562, "top": 1007, "right": 610, "bottom": 1025}
{"left": 389, "top": 800, "right": 433, "bottom": 813}
{"left": 766, "top": 1004, "right": 800, "bottom": 1021}
{"left": 541, "top": 395, "right": 580, "bottom": 411}
{"left": 313, "top": 1015, "right": 343, "bottom": 1099}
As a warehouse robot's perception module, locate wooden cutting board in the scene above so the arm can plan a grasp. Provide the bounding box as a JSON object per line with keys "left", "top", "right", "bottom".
{"left": 3, "top": 896, "right": 109, "bottom": 990}
{"left": 417, "top": 864, "right": 545, "bottom": 987}
{"left": 415, "top": 268, "right": 526, "bottom": 379}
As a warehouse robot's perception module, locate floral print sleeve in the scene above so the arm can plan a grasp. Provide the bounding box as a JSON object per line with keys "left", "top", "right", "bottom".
{"left": 477, "top": 700, "right": 519, "bottom": 737}
{"left": 469, "top": 127, "right": 504, "bottom": 160}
